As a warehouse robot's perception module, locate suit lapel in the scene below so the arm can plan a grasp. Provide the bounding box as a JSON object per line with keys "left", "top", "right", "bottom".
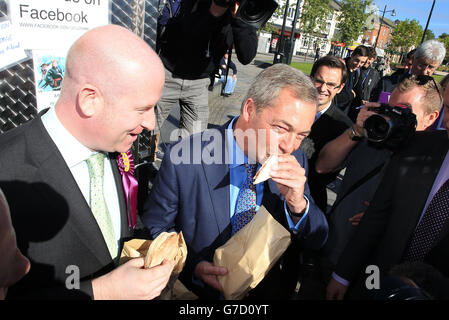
{"left": 403, "top": 133, "right": 449, "bottom": 246}
{"left": 108, "top": 153, "right": 131, "bottom": 239}
{"left": 201, "top": 125, "right": 231, "bottom": 237}
{"left": 26, "top": 118, "right": 116, "bottom": 266}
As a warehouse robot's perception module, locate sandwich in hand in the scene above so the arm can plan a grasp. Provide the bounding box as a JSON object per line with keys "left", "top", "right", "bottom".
{"left": 253, "top": 154, "right": 278, "bottom": 185}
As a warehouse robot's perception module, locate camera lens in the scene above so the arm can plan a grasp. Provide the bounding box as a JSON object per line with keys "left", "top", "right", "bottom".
{"left": 237, "top": 0, "right": 278, "bottom": 29}
{"left": 364, "top": 114, "right": 392, "bottom": 142}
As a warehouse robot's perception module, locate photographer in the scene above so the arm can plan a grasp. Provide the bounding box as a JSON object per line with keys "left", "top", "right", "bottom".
{"left": 327, "top": 82, "right": 448, "bottom": 300}
{"left": 154, "top": 0, "right": 258, "bottom": 144}
{"left": 315, "top": 75, "right": 442, "bottom": 276}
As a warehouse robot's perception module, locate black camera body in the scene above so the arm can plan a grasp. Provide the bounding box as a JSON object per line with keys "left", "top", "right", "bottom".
{"left": 363, "top": 104, "right": 417, "bottom": 148}
{"left": 213, "top": 0, "right": 278, "bottom": 29}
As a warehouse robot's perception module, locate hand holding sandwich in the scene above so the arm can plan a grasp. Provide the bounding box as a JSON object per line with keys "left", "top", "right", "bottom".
{"left": 269, "top": 154, "right": 308, "bottom": 217}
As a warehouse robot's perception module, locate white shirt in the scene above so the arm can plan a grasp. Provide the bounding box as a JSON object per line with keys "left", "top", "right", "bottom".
{"left": 41, "top": 107, "right": 122, "bottom": 243}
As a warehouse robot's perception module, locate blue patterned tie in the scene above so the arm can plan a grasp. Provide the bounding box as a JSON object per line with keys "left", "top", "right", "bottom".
{"left": 231, "top": 163, "right": 258, "bottom": 235}
{"left": 402, "top": 179, "right": 449, "bottom": 262}
{"left": 86, "top": 153, "right": 118, "bottom": 259}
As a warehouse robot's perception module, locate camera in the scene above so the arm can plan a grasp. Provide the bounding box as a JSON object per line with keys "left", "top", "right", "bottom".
{"left": 214, "top": 0, "right": 278, "bottom": 29}
{"left": 363, "top": 104, "right": 417, "bottom": 148}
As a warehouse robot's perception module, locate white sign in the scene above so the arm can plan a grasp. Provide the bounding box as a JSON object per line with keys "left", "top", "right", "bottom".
{"left": 33, "top": 49, "right": 67, "bottom": 112}
{"left": 0, "top": 20, "right": 27, "bottom": 70}
{"left": 9, "top": 0, "right": 109, "bottom": 50}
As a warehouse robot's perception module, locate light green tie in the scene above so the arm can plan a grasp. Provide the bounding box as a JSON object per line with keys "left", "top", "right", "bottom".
{"left": 86, "top": 152, "right": 118, "bottom": 259}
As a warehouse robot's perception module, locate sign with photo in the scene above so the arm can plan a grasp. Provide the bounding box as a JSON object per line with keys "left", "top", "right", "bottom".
{"left": 33, "top": 50, "right": 66, "bottom": 112}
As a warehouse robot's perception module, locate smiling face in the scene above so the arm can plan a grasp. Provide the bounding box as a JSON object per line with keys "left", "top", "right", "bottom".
{"left": 312, "top": 65, "right": 344, "bottom": 111}
{"left": 95, "top": 72, "right": 163, "bottom": 153}
{"left": 348, "top": 54, "right": 368, "bottom": 72}
{"left": 237, "top": 87, "right": 316, "bottom": 163}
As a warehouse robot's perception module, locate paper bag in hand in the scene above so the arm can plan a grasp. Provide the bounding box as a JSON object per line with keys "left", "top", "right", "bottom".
{"left": 213, "top": 205, "right": 291, "bottom": 300}
{"left": 120, "top": 232, "right": 196, "bottom": 299}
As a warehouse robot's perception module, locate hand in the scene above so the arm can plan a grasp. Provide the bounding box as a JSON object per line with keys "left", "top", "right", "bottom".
{"left": 326, "top": 277, "right": 348, "bottom": 300}
{"left": 270, "top": 154, "right": 307, "bottom": 214}
{"left": 194, "top": 261, "right": 228, "bottom": 292}
{"left": 348, "top": 201, "right": 369, "bottom": 226}
{"left": 92, "top": 258, "right": 174, "bottom": 300}
{"left": 232, "top": 74, "right": 237, "bottom": 80}
{"left": 354, "top": 102, "right": 379, "bottom": 136}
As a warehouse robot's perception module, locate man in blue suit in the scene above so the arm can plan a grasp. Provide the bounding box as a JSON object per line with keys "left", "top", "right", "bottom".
{"left": 142, "top": 64, "right": 329, "bottom": 299}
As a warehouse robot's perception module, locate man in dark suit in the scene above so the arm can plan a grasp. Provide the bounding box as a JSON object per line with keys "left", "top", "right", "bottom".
{"left": 326, "top": 82, "right": 449, "bottom": 300}
{"left": 0, "top": 25, "right": 174, "bottom": 299}
{"left": 334, "top": 45, "right": 369, "bottom": 112}
{"left": 303, "top": 56, "right": 353, "bottom": 213}
{"left": 142, "top": 64, "right": 329, "bottom": 299}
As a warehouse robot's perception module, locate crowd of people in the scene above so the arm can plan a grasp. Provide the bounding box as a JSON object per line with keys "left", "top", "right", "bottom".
{"left": 0, "top": 0, "right": 448, "bottom": 301}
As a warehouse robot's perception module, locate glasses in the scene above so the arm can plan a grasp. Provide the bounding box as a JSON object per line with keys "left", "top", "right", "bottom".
{"left": 312, "top": 78, "right": 342, "bottom": 90}
{"left": 414, "top": 75, "right": 442, "bottom": 103}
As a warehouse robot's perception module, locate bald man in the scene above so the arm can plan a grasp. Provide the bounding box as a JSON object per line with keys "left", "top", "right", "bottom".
{"left": 0, "top": 25, "right": 174, "bottom": 299}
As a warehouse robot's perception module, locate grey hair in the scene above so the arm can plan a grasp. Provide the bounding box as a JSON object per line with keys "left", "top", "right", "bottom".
{"left": 241, "top": 63, "right": 319, "bottom": 113}
{"left": 414, "top": 39, "right": 446, "bottom": 65}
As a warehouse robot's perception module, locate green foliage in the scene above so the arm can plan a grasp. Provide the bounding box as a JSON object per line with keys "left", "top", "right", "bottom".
{"left": 336, "top": 0, "right": 372, "bottom": 46}
{"left": 423, "top": 29, "right": 436, "bottom": 41}
{"left": 300, "top": 0, "right": 332, "bottom": 36}
{"left": 438, "top": 33, "right": 449, "bottom": 62}
{"left": 390, "top": 19, "right": 423, "bottom": 53}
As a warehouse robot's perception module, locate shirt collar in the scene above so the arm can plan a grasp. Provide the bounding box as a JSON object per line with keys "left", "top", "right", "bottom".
{"left": 226, "top": 116, "right": 251, "bottom": 168}
{"left": 315, "top": 101, "right": 332, "bottom": 123}
{"left": 41, "top": 106, "right": 97, "bottom": 168}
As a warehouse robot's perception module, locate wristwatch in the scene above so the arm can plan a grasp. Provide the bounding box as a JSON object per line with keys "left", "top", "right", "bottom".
{"left": 287, "top": 205, "right": 304, "bottom": 218}
{"left": 347, "top": 126, "right": 363, "bottom": 141}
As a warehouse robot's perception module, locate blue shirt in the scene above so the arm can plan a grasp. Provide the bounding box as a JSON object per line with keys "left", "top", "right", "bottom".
{"left": 226, "top": 117, "right": 309, "bottom": 231}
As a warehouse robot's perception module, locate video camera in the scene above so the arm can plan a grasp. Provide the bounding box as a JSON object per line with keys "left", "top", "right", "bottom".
{"left": 213, "top": 0, "right": 278, "bottom": 29}
{"left": 363, "top": 104, "right": 417, "bottom": 149}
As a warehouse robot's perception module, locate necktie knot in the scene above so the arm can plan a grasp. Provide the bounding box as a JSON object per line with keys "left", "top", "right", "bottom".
{"left": 244, "top": 163, "right": 258, "bottom": 182}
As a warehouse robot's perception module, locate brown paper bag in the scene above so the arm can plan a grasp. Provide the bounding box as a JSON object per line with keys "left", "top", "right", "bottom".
{"left": 213, "top": 205, "right": 291, "bottom": 300}
{"left": 120, "top": 232, "right": 197, "bottom": 300}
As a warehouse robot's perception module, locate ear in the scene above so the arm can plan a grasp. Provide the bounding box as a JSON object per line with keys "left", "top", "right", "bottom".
{"left": 425, "top": 110, "right": 439, "bottom": 128}
{"left": 241, "top": 98, "right": 257, "bottom": 122}
{"left": 336, "top": 82, "right": 345, "bottom": 94}
{"left": 77, "top": 84, "right": 103, "bottom": 117}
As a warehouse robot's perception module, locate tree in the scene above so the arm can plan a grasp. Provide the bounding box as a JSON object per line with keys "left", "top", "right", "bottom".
{"left": 335, "top": 0, "right": 372, "bottom": 47}
{"left": 390, "top": 19, "right": 423, "bottom": 54}
{"left": 438, "top": 33, "right": 449, "bottom": 62}
{"left": 423, "top": 29, "right": 436, "bottom": 42}
{"left": 300, "top": 0, "right": 332, "bottom": 60}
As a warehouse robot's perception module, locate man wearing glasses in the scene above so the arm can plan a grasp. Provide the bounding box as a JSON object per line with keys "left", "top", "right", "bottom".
{"left": 326, "top": 79, "right": 449, "bottom": 300}
{"left": 313, "top": 75, "right": 443, "bottom": 299}
{"left": 301, "top": 56, "right": 353, "bottom": 214}
{"left": 371, "top": 39, "right": 446, "bottom": 103}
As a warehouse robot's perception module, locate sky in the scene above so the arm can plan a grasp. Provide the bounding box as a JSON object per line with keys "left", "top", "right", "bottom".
{"left": 370, "top": 0, "right": 449, "bottom": 37}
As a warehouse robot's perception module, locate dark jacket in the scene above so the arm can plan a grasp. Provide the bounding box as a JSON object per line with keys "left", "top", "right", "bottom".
{"left": 370, "top": 71, "right": 410, "bottom": 103}
{"left": 335, "top": 57, "right": 358, "bottom": 112}
{"left": 301, "top": 101, "right": 353, "bottom": 213}
{"left": 157, "top": 0, "right": 257, "bottom": 80}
